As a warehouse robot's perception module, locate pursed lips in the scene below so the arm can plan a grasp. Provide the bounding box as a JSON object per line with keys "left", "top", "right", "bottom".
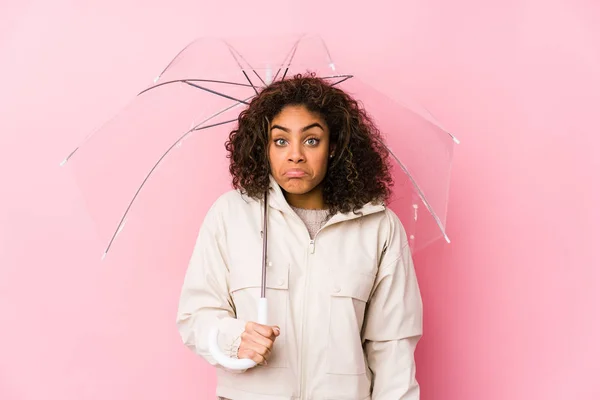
{"left": 283, "top": 169, "right": 308, "bottom": 178}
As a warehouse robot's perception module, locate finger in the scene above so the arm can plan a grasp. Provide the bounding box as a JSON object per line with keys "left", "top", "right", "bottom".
{"left": 238, "top": 348, "right": 265, "bottom": 365}
{"left": 246, "top": 322, "right": 280, "bottom": 340}
{"left": 246, "top": 330, "right": 274, "bottom": 350}
{"left": 240, "top": 342, "right": 271, "bottom": 363}
{"left": 243, "top": 339, "right": 271, "bottom": 359}
{"left": 245, "top": 321, "right": 256, "bottom": 333}
{"left": 252, "top": 323, "right": 280, "bottom": 340}
{"left": 241, "top": 330, "right": 267, "bottom": 352}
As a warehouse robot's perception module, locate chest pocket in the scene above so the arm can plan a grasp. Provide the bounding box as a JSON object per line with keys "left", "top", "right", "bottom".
{"left": 327, "top": 270, "right": 376, "bottom": 375}
{"left": 228, "top": 262, "right": 290, "bottom": 369}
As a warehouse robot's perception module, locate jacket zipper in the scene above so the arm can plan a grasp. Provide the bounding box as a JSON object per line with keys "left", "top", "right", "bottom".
{"left": 299, "top": 235, "right": 319, "bottom": 399}
{"left": 295, "top": 219, "right": 352, "bottom": 399}
{"left": 299, "top": 239, "right": 312, "bottom": 400}
{"left": 280, "top": 206, "right": 379, "bottom": 399}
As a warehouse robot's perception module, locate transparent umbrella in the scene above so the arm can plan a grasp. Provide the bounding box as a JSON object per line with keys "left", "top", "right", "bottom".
{"left": 60, "top": 33, "right": 459, "bottom": 370}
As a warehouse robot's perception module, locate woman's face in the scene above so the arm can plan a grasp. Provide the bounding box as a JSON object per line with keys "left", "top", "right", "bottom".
{"left": 268, "top": 104, "right": 332, "bottom": 201}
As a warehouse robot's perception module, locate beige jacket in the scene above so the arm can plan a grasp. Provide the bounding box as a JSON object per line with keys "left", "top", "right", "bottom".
{"left": 177, "top": 176, "right": 423, "bottom": 400}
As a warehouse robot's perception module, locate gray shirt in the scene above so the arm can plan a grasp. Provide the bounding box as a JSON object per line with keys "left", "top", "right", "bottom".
{"left": 290, "top": 206, "right": 331, "bottom": 239}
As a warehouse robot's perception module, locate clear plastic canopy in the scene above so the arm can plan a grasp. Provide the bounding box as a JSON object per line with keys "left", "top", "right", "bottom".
{"left": 61, "top": 33, "right": 458, "bottom": 258}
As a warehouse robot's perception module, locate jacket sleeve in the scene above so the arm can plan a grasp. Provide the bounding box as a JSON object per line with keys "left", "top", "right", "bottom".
{"left": 362, "top": 211, "right": 423, "bottom": 399}
{"left": 176, "top": 200, "right": 248, "bottom": 372}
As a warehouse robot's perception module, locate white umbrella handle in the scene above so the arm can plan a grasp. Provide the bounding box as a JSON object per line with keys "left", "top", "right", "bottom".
{"left": 208, "top": 297, "right": 268, "bottom": 370}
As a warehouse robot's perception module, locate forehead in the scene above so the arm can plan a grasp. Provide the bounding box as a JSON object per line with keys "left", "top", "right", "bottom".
{"left": 272, "top": 104, "right": 326, "bottom": 124}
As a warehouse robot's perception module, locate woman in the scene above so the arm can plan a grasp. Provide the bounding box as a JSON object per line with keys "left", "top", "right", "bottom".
{"left": 176, "top": 73, "right": 423, "bottom": 399}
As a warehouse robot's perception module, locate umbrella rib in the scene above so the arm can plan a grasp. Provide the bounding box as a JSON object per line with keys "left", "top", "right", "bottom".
{"left": 61, "top": 98, "right": 139, "bottom": 166}
{"left": 137, "top": 78, "right": 257, "bottom": 96}
{"left": 326, "top": 71, "right": 459, "bottom": 144}
{"left": 277, "top": 34, "right": 337, "bottom": 82}
{"left": 415, "top": 105, "right": 461, "bottom": 144}
{"left": 281, "top": 37, "right": 304, "bottom": 81}
{"left": 181, "top": 81, "right": 251, "bottom": 105}
{"left": 281, "top": 44, "right": 300, "bottom": 81}
{"left": 102, "top": 93, "right": 257, "bottom": 258}
{"left": 316, "top": 35, "right": 336, "bottom": 67}
{"left": 102, "top": 118, "right": 238, "bottom": 258}
{"left": 377, "top": 138, "right": 451, "bottom": 244}
{"left": 61, "top": 78, "right": 253, "bottom": 166}
{"left": 223, "top": 42, "right": 262, "bottom": 94}
{"left": 152, "top": 37, "right": 201, "bottom": 82}
{"left": 274, "top": 35, "right": 304, "bottom": 82}
{"left": 326, "top": 74, "right": 353, "bottom": 86}
{"left": 242, "top": 70, "right": 260, "bottom": 95}
{"left": 327, "top": 72, "right": 459, "bottom": 145}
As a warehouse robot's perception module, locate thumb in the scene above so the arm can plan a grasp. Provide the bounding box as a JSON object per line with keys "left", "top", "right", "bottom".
{"left": 273, "top": 326, "right": 281, "bottom": 337}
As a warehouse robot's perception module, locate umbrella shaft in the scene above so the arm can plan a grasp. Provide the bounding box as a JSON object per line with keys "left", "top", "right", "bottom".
{"left": 261, "top": 190, "right": 268, "bottom": 298}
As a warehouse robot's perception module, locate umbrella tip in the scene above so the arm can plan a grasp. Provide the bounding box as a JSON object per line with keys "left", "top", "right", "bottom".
{"left": 59, "top": 158, "right": 67, "bottom": 167}
{"left": 453, "top": 136, "right": 461, "bottom": 145}
{"left": 444, "top": 234, "right": 451, "bottom": 244}
{"left": 101, "top": 251, "right": 107, "bottom": 260}
{"left": 329, "top": 62, "right": 336, "bottom": 71}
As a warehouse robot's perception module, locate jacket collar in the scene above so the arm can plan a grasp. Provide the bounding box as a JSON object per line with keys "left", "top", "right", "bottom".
{"left": 266, "top": 174, "right": 385, "bottom": 223}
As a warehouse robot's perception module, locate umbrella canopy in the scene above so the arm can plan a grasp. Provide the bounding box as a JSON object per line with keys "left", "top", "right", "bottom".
{"left": 61, "top": 33, "right": 458, "bottom": 259}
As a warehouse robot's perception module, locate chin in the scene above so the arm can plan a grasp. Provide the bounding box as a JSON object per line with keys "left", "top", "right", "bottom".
{"left": 283, "top": 186, "right": 311, "bottom": 195}
{"left": 281, "top": 182, "right": 310, "bottom": 195}
{"left": 277, "top": 177, "right": 313, "bottom": 195}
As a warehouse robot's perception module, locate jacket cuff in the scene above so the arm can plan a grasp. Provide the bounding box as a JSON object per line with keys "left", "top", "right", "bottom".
{"left": 227, "top": 331, "right": 243, "bottom": 358}
{"left": 216, "top": 317, "right": 247, "bottom": 358}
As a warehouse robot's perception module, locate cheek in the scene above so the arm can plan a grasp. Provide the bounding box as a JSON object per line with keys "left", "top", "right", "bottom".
{"left": 268, "top": 147, "right": 282, "bottom": 170}
{"left": 311, "top": 153, "right": 330, "bottom": 175}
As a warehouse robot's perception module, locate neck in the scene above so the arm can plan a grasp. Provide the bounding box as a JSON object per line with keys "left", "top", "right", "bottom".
{"left": 283, "top": 185, "right": 326, "bottom": 210}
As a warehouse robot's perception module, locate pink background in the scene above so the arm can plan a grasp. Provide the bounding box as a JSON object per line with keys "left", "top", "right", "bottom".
{"left": 1, "top": 0, "right": 599, "bottom": 399}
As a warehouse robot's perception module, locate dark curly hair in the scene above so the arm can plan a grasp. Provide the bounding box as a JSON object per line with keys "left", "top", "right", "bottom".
{"left": 225, "top": 72, "right": 393, "bottom": 215}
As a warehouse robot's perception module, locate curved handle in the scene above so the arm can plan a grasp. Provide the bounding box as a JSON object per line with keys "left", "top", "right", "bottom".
{"left": 208, "top": 298, "right": 268, "bottom": 370}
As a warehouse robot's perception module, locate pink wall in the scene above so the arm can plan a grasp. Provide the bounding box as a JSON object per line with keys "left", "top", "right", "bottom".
{"left": 1, "top": 1, "right": 598, "bottom": 399}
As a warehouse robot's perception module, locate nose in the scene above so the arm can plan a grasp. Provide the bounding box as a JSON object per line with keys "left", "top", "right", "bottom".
{"left": 287, "top": 142, "right": 305, "bottom": 163}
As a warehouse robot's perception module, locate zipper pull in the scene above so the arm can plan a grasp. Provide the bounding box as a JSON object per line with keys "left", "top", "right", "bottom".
{"left": 309, "top": 240, "right": 315, "bottom": 254}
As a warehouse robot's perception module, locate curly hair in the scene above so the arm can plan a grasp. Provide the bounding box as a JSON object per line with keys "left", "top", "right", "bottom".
{"left": 225, "top": 72, "right": 393, "bottom": 215}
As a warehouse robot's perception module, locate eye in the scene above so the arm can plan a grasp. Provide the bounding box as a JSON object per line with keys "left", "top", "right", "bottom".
{"left": 305, "top": 138, "right": 320, "bottom": 146}
{"left": 274, "top": 138, "right": 287, "bottom": 146}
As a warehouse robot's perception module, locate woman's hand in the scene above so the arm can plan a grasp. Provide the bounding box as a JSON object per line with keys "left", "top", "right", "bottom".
{"left": 237, "top": 321, "right": 280, "bottom": 365}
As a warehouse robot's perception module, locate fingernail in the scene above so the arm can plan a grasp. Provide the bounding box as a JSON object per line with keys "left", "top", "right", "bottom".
{"left": 273, "top": 327, "right": 280, "bottom": 336}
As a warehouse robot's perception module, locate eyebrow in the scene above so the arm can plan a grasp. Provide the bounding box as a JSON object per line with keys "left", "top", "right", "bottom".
{"left": 270, "top": 122, "right": 325, "bottom": 133}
